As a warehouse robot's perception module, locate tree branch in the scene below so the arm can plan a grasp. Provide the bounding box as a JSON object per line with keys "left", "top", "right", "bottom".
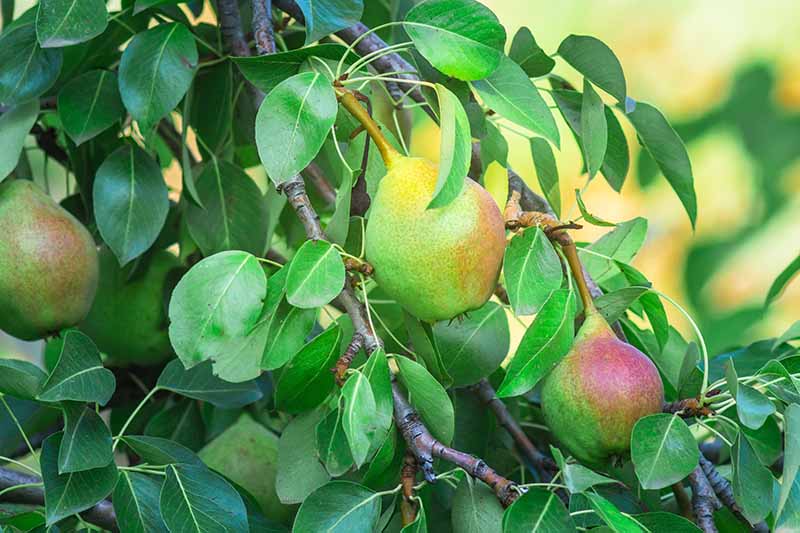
{"left": 400, "top": 451, "right": 418, "bottom": 526}
{"left": 687, "top": 466, "right": 720, "bottom": 533}
{"left": 0, "top": 468, "right": 118, "bottom": 532}
{"left": 252, "top": 0, "right": 277, "bottom": 55}
{"left": 217, "top": 0, "right": 251, "bottom": 57}
{"left": 470, "top": 378, "right": 556, "bottom": 477}
{"left": 698, "top": 454, "right": 769, "bottom": 532}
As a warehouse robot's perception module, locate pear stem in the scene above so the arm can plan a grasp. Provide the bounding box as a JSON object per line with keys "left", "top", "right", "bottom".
{"left": 336, "top": 89, "right": 401, "bottom": 167}
{"left": 561, "top": 242, "right": 597, "bottom": 314}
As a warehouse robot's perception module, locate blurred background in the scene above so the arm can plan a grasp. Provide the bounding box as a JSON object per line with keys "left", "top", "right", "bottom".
{"left": 2, "top": 0, "right": 799, "bottom": 360}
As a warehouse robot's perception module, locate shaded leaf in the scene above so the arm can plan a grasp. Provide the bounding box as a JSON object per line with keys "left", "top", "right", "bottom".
{"left": 451, "top": 476, "right": 503, "bottom": 533}
{"left": 732, "top": 431, "right": 773, "bottom": 524}
{"left": 58, "top": 70, "right": 124, "bottom": 146}
{"left": 0, "top": 358, "right": 46, "bottom": 400}
{"left": 0, "top": 14, "right": 62, "bottom": 105}
{"left": 119, "top": 23, "right": 197, "bottom": 128}
{"left": 276, "top": 410, "right": 329, "bottom": 504}
{"left": 156, "top": 359, "right": 263, "bottom": 408}
{"left": 530, "top": 137, "right": 560, "bottom": 218}
{"left": 121, "top": 435, "right": 202, "bottom": 466}
{"left": 0, "top": 100, "right": 39, "bottom": 182}
{"left": 36, "top": 0, "right": 107, "bottom": 48}
{"left": 503, "top": 488, "right": 575, "bottom": 532}
{"left": 293, "top": 481, "right": 380, "bottom": 532}
{"left": 38, "top": 331, "right": 115, "bottom": 406}
{"left": 113, "top": 471, "right": 168, "bottom": 533}
{"left": 58, "top": 402, "right": 113, "bottom": 473}
{"left": 93, "top": 144, "right": 169, "bottom": 265}
{"left": 274, "top": 326, "right": 341, "bottom": 413}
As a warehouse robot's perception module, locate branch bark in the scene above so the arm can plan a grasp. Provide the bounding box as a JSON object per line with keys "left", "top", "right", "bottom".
{"left": 0, "top": 468, "right": 118, "bottom": 532}
{"left": 252, "top": 0, "right": 277, "bottom": 54}
{"left": 698, "top": 455, "right": 769, "bottom": 532}
{"left": 687, "top": 466, "right": 720, "bottom": 533}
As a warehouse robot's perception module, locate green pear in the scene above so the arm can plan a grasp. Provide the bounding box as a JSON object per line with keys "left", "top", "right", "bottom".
{"left": 541, "top": 310, "right": 664, "bottom": 465}
{"left": 0, "top": 180, "right": 98, "bottom": 340}
{"left": 80, "top": 247, "right": 181, "bottom": 366}
{"left": 365, "top": 156, "right": 506, "bottom": 322}
{"left": 199, "top": 414, "right": 291, "bottom": 524}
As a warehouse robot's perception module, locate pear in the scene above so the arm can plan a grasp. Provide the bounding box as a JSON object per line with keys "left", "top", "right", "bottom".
{"left": 80, "top": 247, "right": 181, "bottom": 366}
{"left": 541, "top": 310, "right": 664, "bottom": 465}
{"left": 0, "top": 180, "right": 98, "bottom": 340}
{"left": 198, "top": 414, "right": 291, "bottom": 524}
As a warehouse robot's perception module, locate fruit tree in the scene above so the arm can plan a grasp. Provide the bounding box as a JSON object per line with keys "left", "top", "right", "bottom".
{"left": 0, "top": 0, "right": 798, "bottom": 532}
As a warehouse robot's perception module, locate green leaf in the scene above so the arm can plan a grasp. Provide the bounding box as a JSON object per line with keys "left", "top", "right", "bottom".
{"left": 0, "top": 99, "right": 39, "bottom": 182}
{"left": 557, "top": 35, "right": 626, "bottom": 103}
{"left": 472, "top": 56, "right": 559, "bottom": 146}
{"left": 0, "top": 15, "right": 62, "bottom": 105}
{"left": 262, "top": 303, "right": 317, "bottom": 370}
{"left": 575, "top": 189, "right": 616, "bottom": 227}
{"left": 630, "top": 414, "right": 698, "bottom": 490}
{"left": 404, "top": 313, "right": 452, "bottom": 387}
{"left": 160, "top": 463, "right": 248, "bottom": 533}
{"left": 626, "top": 102, "right": 696, "bottom": 228}
{"left": 775, "top": 321, "right": 800, "bottom": 348}
{"left": 58, "top": 402, "right": 113, "bottom": 473}
{"left": 38, "top": 331, "right": 116, "bottom": 406}
{"left": 580, "top": 80, "right": 608, "bottom": 180}
{"left": 776, "top": 403, "right": 800, "bottom": 531}
{"left": 766, "top": 254, "right": 800, "bottom": 308}
{"left": 509, "top": 27, "right": 554, "bottom": 78}
{"left": 294, "top": 481, "right": 380, "bottom": 532}
{"left": 190, "top": 60, "right": 232, "bottom": 161}
{"left": 502, "top": 488, "right": 575, "bottom": 532}
{"left": 35, "top": 0, "right": 107, "bottom": 48}
{"left": 404, "top": 0, "right": 506, "bottom": 81}
{"left": 580, "top": 217, "right": 648, "bottom": 283}
{"left": 585, "top": 492, "right": 644, "bottom": 532}
{"left": 121, "top": 435, "right": 202, "bottom": 466}
{"left": 145, "top": 399, "right": 204, "bottom": 451}
{"left": 156, "top": 359, "right": 263, "bottom": 408}
{"left": 275, "top": 326, "right": 341, "bottom": 413}
{"left": 296, "top": 0, "right": 363, "bottom": 44}
{"left": 632, "top": 513, "right": 701, "bottom": 532}
{"left": 497, "top": 289, "right": 575, "bottom": 398}
{"left": 725, "top": 360, "right": 775, "bottom": 430}
{"left": 57, "top": 70, "right": 124, "bottom": 146}
{"left": 255, "top": 71, "right": 337, "bottom": 185}
{"left": 341, "top": 371, "right": 379, "bottom": 467}
{"left": 549, "top": 89, "right": 629, "bottom": 191}
{"left": 113, "top": 471, "right": 168, "bottom": 533}
{"left": 93, "top": 144, "right": 169, "bottom": 265}
{"left": 503, "top": 227, "right": 563, "bottom": 316}
{"left": 595, "top": 286, "right": 650, "bottom": 324}
{"left": 276, "top": 410, "right": 330, "bottom": 504}
{"left": 286, "top": 239, "right": 346, "bottom": 309}
{"left": 426, "top": 82, "right": 471, "bottom": 209}
{"left": 732, "top": 431, "right": 773, "bottom": 524}
{"left": 395, "top": 356, "right": 455, "bottom": 444}
{"left": 168, "top": 251, "right": 267, "bottom": 370}
{"left": 480, "top": 120, "right": 508, "bottom": 167}
{"left": 451, "top": 476, "right": 503, "bottom": 533}
{"left": 0, "top": 358, "right": 46, "bottom": 400}
{"left": 234, "top": 44, "right": 354, "bottom": 94}
{"left": 362, "top": 348, "right": 393, "bottom": 440}
{"left": 433, "top": 301, "right": 509, "bottom": 386}
{"left": 40, "top": 432, "right": 118, "bottom": 526}
{"left": 185, "top": 160, "right": 269, "bottom": 257}
{"left": 530, "top": 137, "right": 560, "bottom": 218}
{"left": 119, "top": 23, "right": 198, "bottom": 128}
{"left": 316, "top": 407, "right": 353, "bottom": 477}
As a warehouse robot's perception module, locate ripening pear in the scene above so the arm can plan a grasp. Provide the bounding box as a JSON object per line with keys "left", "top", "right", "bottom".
{"left": 0, "top": 180, "right": 98, "bottom": 340}
{"left": 541, "top": 310, "right": 664, "bottom": 465}
{"left": 80, "top": 247, "right": 181, "bottom": 365}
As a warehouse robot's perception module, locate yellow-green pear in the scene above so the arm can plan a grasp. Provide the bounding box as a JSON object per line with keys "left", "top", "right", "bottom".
{"left": 0, "top": 180, "right": 98, "bottom": 340}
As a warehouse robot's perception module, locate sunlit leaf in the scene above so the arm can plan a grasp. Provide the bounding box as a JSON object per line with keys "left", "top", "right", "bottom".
{"left": 630, "top": 414, "right": 698, "bottom": 490}
{"left": 503, "top": 227, "right": 563, "bottom": 316}
{"left": 395, "top": 356, "right": 454, "bottom": 444}
{"left": 557, "top": 34, "right": 626, "bottom": 103}
{"left": 286, "top": 239, "right": 346, "bottom": 309}
{"left": 36, "top": 0, "right": 107, "bottom": 48}
{"left": 427, "top": 83, "right": 471, "bottom": 209}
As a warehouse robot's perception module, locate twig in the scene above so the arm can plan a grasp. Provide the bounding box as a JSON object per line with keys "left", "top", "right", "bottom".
{"left": 0, "top": 468, "right": 118, "bottom": 532}
{"left": 302, "top": 162, "right": 337, "bottom": 206}
{"left": 252, "top": 0, "right": 277, "bottom": 55}
{"left": 400, "top": 451, "right": 418, "bottom": 526}
{"left": 672, "top": 482, "right": 692, "bottom": 519}
{"left": 393, "top": 386, "right": 521, "bottom": 506}
{"left": 663, "top": 397, "right": 715, "bottom": 418}
{"left": 217, "top": 0, "right": 251, "bottom": 58}
{"left": 470, "top": 379, "right": 556, "bottom": 477}
{"left": 699, "top": 455, "right": 769, "bottom": 532}
{"left": 332, "top": 333, "right": 364, "bottom": 386}
{"left": 687, "top": 466, "right": 720, "bottom": 533}
{"left": 281, "top": 176, "right": 325, "bottom": 241}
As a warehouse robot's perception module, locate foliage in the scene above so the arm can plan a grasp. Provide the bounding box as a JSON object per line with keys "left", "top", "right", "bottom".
{"left": 0, "top": 0, "right": 797, "bottom": 532}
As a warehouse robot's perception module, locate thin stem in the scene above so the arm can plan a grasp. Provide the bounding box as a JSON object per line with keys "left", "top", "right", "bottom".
{"left": 329, "top": 123, "right": 354, "bottom": 174}
{"left": 368, "top": 303, "right": 416, "bottom": 356}
{"left": 0, "top": 396, "right": 35, "bottom": 458}
{"left": 0, "top": 455, "right": 40, "bottom": 476}
{"left": 341, "top": 76, "right": 435, "bottom": 89}
{"left": 256, "top": 257, "right": 284, "bottom": 268}
{"left": 561, "top": 243, "right": 595, "bottom": 313}
{"left": 113, "top": 387, "right": 159, "bottom": 452}
{"left": 694, "top": 419, "right": 733, "bottom": 447}
{"left": 120, "top": 465, "right": 166, "bottom": 476}
{"left": 336, "top": 89, "right": 400, "bottom": 166}
{"left": 335, "top": 21, "right": 403, "bottom": 77}
{"left": 392, "top": 108, "right": 409, "bottom": 156}
{"left": 345, "top": 41, "right": 413, "bottom": 76}
{"left": 0, "top": 482, "right": 43, "bottom": 498}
